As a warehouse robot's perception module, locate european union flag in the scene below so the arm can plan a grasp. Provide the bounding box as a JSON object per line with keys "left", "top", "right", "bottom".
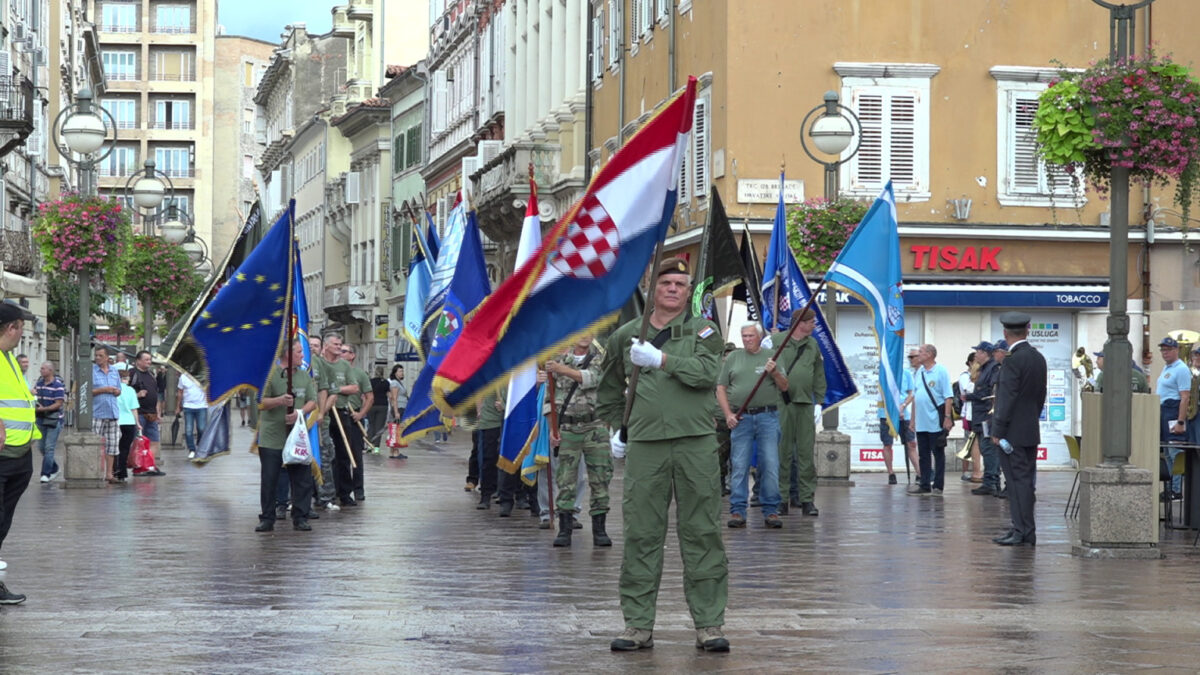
{"left": 161, "top": 203, "right": 295, "bottom": 404}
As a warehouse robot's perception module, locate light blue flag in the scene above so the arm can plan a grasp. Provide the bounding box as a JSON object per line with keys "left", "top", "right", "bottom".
{"left": 519, "top": 383, "right": 550, "bottom": 486}
{"left": 291, "top": 239, "right": 320, "bottom": 471}
{"left": 400, "top": 210, "right": 491, "bottom": 442}
{"left": 760, "top": 172, "right": 857, "bottom": 409}
{"left": 827, "top": 182, "right": 905, "bottom": 433}
{"left": 402, "top": 231, "right": 432, "bottom": 359}
{"left": 424, "top": 196, "right": 466, "bottom": 329}
{"left": 498, "top": 186, "right": 543, "bottom": 475}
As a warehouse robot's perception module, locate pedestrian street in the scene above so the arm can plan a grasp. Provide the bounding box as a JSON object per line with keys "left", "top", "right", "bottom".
{"left": 4, "top": 423, "right": 1200, "bottom": 672}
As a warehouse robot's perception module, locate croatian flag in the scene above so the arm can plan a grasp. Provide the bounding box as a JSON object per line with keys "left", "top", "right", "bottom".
{"left": 826, "top": 183, "right": 904, "bottom": 432}
{"left": 433, "top": 77, "right": 698, "bottom": 412}
{"left": 498, "top": 180, "right": 547, "bottom": 474}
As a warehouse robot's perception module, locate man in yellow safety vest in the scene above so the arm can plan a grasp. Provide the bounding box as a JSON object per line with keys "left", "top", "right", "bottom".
{"left": 0, "top": 301, "right": 40, "bottom": 605}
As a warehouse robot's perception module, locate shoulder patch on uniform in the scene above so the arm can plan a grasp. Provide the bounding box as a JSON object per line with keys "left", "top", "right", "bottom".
{"left": 698, "top": 326, "right": 714, "bottom": 339}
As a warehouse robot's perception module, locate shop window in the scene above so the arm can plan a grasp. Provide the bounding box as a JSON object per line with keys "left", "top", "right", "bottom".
{"left": 836, "top": 63, "right": 939, "bottom": 202}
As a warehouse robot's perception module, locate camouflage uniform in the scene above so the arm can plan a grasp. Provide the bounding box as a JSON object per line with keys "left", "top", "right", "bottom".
{"left": 313, "top": 358, "right": 337, "bottom": 506}
{"left": 551, "top": 345, "right": 611, "bottom": 516}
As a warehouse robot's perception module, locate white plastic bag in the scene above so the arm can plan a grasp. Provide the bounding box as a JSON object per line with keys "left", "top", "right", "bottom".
{"left": 282, "top": 419, "right": 313, "bottom": 465}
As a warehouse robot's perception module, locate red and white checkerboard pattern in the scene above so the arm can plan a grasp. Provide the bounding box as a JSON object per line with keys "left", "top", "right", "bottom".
{"left": 550, "top": 195, "right": 620, "bottom": 279}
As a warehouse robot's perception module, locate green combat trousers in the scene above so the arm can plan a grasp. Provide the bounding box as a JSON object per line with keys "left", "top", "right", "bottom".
{"left": 619, "top": 435, "right": 728, "bottom": 630}
{"left": 554, "top": 425, "right": 613, "bottom": 515}
{"left": 779, "top": 402, "right": 817, "bottom": 503}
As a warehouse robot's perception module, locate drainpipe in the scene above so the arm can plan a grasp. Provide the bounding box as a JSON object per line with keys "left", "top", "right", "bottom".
{"left": 1141, "top": 2, "right": 1153, "bottom": 365}
{"left": 668, "top": 0, "right": 676, "bottom": 94}
{"left": 584, "top": 1, "right": 594, "bottom": 184}
{"left": 617, "top": 5, "right": 626, "bottom": 150}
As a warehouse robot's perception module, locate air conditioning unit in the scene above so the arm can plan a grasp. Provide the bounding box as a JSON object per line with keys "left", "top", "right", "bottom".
{"left": 13, "top": 24, "right": 24, "bottom": 41}
{"left": 345, "top": 171, "right": 360, "bottom": 204}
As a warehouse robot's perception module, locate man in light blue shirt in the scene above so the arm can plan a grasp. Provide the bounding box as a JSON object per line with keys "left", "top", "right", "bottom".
{"left": 90, "top": 346, "right": 122, "bottom": 461}
{"left": 909, "top": 344, "right": 953, "bottom": 496}
{"left": 1156, "top": 336, "right": 1191, "bottom": 496}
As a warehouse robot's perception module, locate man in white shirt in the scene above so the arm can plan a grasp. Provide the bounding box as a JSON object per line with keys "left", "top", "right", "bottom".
{"left": 176, "top": 373, "right": 209, "bottom": 459}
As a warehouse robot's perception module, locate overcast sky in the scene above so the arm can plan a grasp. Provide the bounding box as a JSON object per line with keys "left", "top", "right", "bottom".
{"left": 219, "top": 1, "right": 333, "bottom": 43}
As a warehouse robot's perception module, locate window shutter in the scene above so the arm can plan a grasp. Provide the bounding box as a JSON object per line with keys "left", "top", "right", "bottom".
{"left": 888, "top": 92, "right": 917, "bottom": 187}
{"left": 851, "top": 91, "right": 884, "bottom": 190}
{"left": 640, "top": 0, "right": 652, "bottom": 35}
{"left": 849, "top": 86, "right": 922, "bottom": 193}
{"left": 431, "top": 70, "right": 447, "bottom": 134}
{"left": 607, "top": 0, "right": 620, "bottom": 67}
{"left": 691, "top": 97, "right": 708, "bottom": 198}
{"left": 1008, "top": 93, "right": 1042, "bottom": 194}
{"left": 678, "top": 142, "right": 690, "bottom": 204}
{"left": 657, "top": 0, "right": 669, "bottom": 22}
{"left": 590, "top": 14, "right": 603, "bottom": 80}
{"left": 631, "top": 0, "right": 641, "bottom": 39}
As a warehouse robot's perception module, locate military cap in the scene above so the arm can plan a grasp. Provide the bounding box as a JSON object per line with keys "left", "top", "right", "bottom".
{"left": 657, "top": 256, "right": 690, "bottom": 278}
{"left": 998, "top": 311, "right": 1031, "bottom": 329}
{"left": 0, "top": 301, "right": 35, "bottom": 324}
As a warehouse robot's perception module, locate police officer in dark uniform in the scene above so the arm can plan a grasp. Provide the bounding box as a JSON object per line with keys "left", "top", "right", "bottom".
{"left": 990, "top": 311, "right": 1047, "bottom": 547}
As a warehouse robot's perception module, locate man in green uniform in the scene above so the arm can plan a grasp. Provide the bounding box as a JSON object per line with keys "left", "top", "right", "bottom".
{"left": 256, "top": 338, "right": 319, "bottom": 532}
{"left": 318, "top": 334, "right": 361, "bottom": 507}
{"left": 340, "top": 345, "right": 374, "bottom": 501}
{"left": 547, "top": 334, "right": 611, "bottom": 548}
{"left": 596, "top": 257, "right": 730, "bottom": 653}
{"left": 1093, "top": 351, "right": 1150, "bottom": 394}
{"left": 475, "top": 390, "right": 504, "bottom": 509}
{"left": 775, "top": 308, "right": 825, "bottom": 517}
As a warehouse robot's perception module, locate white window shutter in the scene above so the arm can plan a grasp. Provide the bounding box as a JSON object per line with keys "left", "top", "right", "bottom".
{"left": 888, "top": 92, "right": 917, "bottom": 187}
{"left": 345, "top": 171, "right": 360, "bottom": 204}
{"left": 692, "top": 97, "right": 708, "bottom": 198}
{"left": 431, "top": 70, "right": 447, "bottom": 134}
{"left": 607, "top": 0, "right": 620, "bottom": 67}
{"left": 657, "top": 0, "right": 669, "bottom": 22}
{"left": 631, "top": 0, "right": 640, "bottom": 39}
{"left": 1008, "top": 92, "right": 1041, "bottom": 195}
{"left": 591, "top": 15, "right": 603, "bottom": 80}
{"left": 641, "top": 0, "right": 653, "bottom": 35}
{"left": 848, "top": 86, "right": 923, "bottom": 193}
{"left": 850, "top": 90, "right": 884, "bottom": 191}
{"left": 678, "top": 142, "right": 690, "bottom": 204}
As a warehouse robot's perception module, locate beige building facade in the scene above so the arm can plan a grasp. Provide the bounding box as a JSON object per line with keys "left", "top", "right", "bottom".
{"left": 586, "top": 0, "right": 1200, "bottom": 468}
{"left": 209, "top": 34, "right": 273, "bottom": 260}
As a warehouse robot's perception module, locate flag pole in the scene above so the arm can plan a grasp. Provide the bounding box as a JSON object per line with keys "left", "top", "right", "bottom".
{"left": 545, "top": 374, "right": 557, "bottom": 520}
{"left": 734, "top": 276, "right": 831, "bottom": 418}
{"left": 619, "top": 240, "right": 669, "bottom": 442}
{"left": 285, "top": 205, "right": 295, "bottom": 415}
{"left": 331, "top": 406, "right": 359, "bottom": 470}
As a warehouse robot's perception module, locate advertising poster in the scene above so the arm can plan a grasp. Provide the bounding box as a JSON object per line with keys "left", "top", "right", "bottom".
{"left": 991, "top": 311, "right": 1074, "bottom": 466}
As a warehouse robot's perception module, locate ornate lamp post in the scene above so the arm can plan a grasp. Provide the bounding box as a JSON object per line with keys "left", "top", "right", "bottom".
{"left": 123, "top": 160, "right": 171, "bottom": 350}
{"left": 799, "top": 91, "right": 862, "bottom": 432}
{"left": 50, "top": 88, "right": 117, "bottom": 433}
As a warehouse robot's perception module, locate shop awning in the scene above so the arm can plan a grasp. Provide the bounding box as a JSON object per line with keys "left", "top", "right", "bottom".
{"left": 815, "top": 282, "right": 1109, "bottom": 309}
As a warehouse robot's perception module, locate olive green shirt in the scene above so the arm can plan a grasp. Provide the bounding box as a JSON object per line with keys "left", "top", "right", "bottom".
{"left": 258, "top": 365, "right": 317, "bottom": 449}
{"left": 551, "top": 346, "right": 604, "bottom": 429}
{"left": 596, "top": 312, "right": 722, "bottom": 441}
{"left": 719, "top": 347, "right": 781, "bottom": 410}
{"left": 1095, "top": 368, "right": 1150, "bottom": 394}
{"left": 772, "top": 332, "right": 826, "bottom": 405}
{"left": 343, "top": 365, "right": 372, "bottom": 411}
{"left": 478, "top": 391, "right": 505, "bottom": 430}
{"left": 319, "top": 357, "right": 352, "bottom": 408}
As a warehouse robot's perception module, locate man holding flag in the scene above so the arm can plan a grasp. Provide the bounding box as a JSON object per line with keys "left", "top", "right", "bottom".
{"left": 597, "top": 257, "right": 730, "bottom": 653}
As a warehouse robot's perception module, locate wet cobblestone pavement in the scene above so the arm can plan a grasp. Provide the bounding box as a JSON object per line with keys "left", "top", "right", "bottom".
{"left": 5, "top": 423, "right": 1200, "bottom": 673}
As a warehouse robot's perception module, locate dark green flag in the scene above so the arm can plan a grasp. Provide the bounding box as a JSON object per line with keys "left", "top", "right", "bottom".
{"left": 691, "top": 186, "right": 745, "bottom": 326}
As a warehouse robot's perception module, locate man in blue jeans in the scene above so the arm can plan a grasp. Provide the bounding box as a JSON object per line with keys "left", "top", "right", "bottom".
{"left": 33, "top": 361, "right": 65, "bottom": 483}
{"left": 909, "top": 344, "right": 953, "bottom": 496}
{"left": 717, "top": 324, "right": 784, "bottom": 528}
{"left": 176, "top": 373, "right": 208, "bottom": 460}
{"left": 130, "top": 351, "right": 162, "bottom": 464}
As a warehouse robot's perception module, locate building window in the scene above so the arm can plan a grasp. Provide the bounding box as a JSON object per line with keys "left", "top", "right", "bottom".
{"left": 102, "top": 50, "right": 138, "bottom": 81}
{"left": 405, "top": 124, "right": 421, "bottom": 169}
{"left": 991, "top": 68, "right": 1085, "bottom": 208}
{"left": 836, "top": 62, "right": 940, "bottom": 201}
{"left": 163, "top": 195, "right": 190, "bottom": 216}
{"left": 607, "top": 0, "right": 621, "bottom": 69}
{"left": 99, "top": 146, "right": 138, "bottom": 177}
{"left": 155, "top": 146, "right": 192, "bottom": 177}
{"left": 153, "top": 99, "right": 191, "bottom": 129}
{"left": 101, "top": 98, "right": 137, "bottom": 129}
{"left": 154, "top": 5, "right": 191, "bottom": 33}
{"left": 243, "top": 62, "right": 255, "bottom": 87}
{"left": 243, "top": 108, "right": 254, "bottom": 134}
{"left": 590, "top": 8, "right": 604, "bottom": 83}
{"left": 100, "top": 3, "right": 137, "bottom": 33}
{"left": 152, "top": 50, "right": 194, "bottom": 81}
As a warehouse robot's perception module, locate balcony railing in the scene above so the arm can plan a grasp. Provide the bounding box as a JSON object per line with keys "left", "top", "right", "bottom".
{"left": 113, "top": 120, "right": 139, "bottom": 129}
{"left": 107, "top": 71, "right": 140, "bottom": 81}
{"left": 100, "top": 23, "right": 140, "bottom": 33}
{"left": 149, "top": 120, "right": 194, "bottom": 130}
{"left": 149, "top": 72, "right": 197, "bottom": 82}
{"left": 151, "top": 24, "right": 194, "bottom": 34}
{"left": 98, "top": 164, "right": 138, "bottom": 177}
{"left": 160, "top": 167, "right": 195, "bottom": 178}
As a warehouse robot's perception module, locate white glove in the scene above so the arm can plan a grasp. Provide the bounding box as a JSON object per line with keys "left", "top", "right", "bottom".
{"left": 761, "top": 334, "right": 774, "bottom": 350}
{"left": 610, "top": 431, "right": 627, "bottom": 459}
{"left": 630, "top": 338, "right": 664, "bottom": 369}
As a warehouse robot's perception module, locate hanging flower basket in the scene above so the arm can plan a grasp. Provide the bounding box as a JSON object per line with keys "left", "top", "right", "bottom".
{"left": 1034, "top": 51, "right": 1200, "bottom": 222}
{"left": 786, "top": 197, "right": 870, "bottom": 274}
{"left": 121, "top": 235, "right": 206, "bottom": 324}
{"left": 32, "top": 194, "right": 132, "bottom": 287}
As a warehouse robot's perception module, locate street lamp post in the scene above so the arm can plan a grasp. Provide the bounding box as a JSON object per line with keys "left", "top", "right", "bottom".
{"left": 123, "top": 160, "right": 171, "bottom": 351}
{"left": 51, "top": 88, "right": 117, "bottom": 434}
{"left": 799, "top": 91, "right": 862, "bottom": 432}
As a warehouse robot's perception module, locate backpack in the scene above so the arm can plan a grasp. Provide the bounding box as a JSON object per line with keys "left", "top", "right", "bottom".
{"left": 951, "top": 380, "right": 964, "bottom": 419}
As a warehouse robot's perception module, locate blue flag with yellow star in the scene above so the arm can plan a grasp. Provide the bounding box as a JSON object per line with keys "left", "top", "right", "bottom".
{"left": 163, "top": 204, "right": 295, "bottom": 404}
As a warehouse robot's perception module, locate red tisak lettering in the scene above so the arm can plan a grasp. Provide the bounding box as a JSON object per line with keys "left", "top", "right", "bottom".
{"left": 859, "top": 449, "right": 885, "bottom": 462}
{"left": 939, "top": 246, "right": 959, "bottom": 271}
{"left": 910, "top": 245, "right": 932, "bottom": 269}
{"left": 958, "top": 246, "right": 978, "bottom": 270}
{"left": 978, "top": 246, "right": 1001, "bottom": 270}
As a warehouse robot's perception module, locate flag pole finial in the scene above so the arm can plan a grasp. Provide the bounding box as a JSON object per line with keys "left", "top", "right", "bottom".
{"left": 528, "top": 162, "right": 535, "bottom": 181}
{"left": 780, "top": 155, "right": 786, "bottom": 173}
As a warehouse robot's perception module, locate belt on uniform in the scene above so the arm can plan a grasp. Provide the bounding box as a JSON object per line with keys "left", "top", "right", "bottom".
{"left": 336, "top": 408, "right": 354, "bottom": 415}
{"left": 560, "top": 413, "right": 597, "bottom": 425}
{"left": 743, "top": 405, "right": 777, "bottom": 415}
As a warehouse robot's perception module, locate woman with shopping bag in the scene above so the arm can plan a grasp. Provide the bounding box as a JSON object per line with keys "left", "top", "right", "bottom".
{"left": 256, "top": 338, "right": 318, "bottom": 533}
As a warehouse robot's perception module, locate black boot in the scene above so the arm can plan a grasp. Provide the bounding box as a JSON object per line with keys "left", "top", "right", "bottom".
{"left": 592, "top": 513, "right": 612, "bottom": 547}
{"left": 553, "top": 512, "right": 572, "bottom": 547}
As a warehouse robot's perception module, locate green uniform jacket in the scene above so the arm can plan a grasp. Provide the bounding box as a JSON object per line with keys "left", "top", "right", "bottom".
{"left": 552, "top": 346, "right": 605, "bottom": 431}
{"left": 478, "top": 390, "right": 506, "bottom": 430}
{"left": 343, "top": 366, "right": 372, "bottom": 411}
{"left": 258, "top": 365, "right": 318, "bottom": 449}
{"left": 597, "top": 313, "right": 722, "bottom": 441}
{"left": 773, "top": 333, "right": 826, "bottom": 405}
